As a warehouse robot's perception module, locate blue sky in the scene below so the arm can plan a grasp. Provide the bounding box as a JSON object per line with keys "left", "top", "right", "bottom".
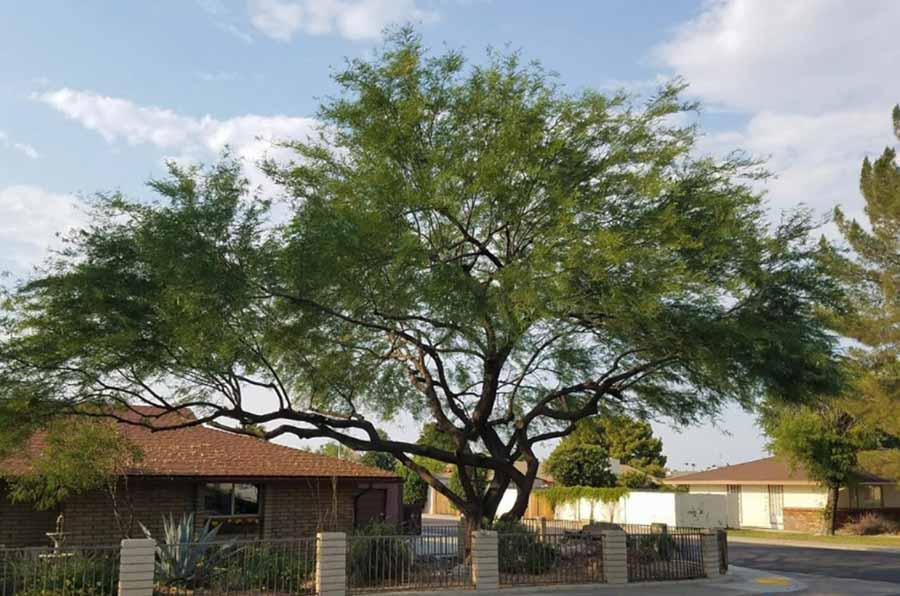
{"left": 2, "top": 0, "right": 898, "bottom": 469}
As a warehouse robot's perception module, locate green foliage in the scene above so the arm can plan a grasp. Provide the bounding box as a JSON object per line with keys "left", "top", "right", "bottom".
{"left": 556, "top": 415, "right": 667, "bottom": 477}
{"left": 349, "top": 522, "right": 412, "bottom": 584}
{"left": 494, "top": 520, "right": 560, "bottom": 575}
{"left": 831, "top": 105, "right": 900, "bottom": 442}
{"left": 616, "top": 469, "right": 656, "bottom": 489}
{"left": 545, "top": 444, "right": 616, "bottom": 487}
{"left": 761, "top": 404, "right": 872, "bottom": 490}
{"left": 209, "top": 543, "right": 314, "bottom": 592}
{"left": 360, "top": 450, "right": 396, "bottom": 471}
{"left": 6, "top": 417, "right": 142, "bottom": 511}
{"left": 1, "top": 552, "right": 119, "bottom": 596}
{"left": 631, "top": 532, "right": 677, "bottom": 564}
{"left": 141, "top": 513, "right": 234, "bottom": 588}
{"left": 0, "top": 27, "right": 845, "bottom": 524}
{"left": 540, "top": 485, "right": 629, "bottom": 508}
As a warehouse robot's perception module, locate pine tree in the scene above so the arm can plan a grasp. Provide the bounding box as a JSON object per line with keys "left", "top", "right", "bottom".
{"left": 834, "top": 105, "right": 900, "bottom": 441}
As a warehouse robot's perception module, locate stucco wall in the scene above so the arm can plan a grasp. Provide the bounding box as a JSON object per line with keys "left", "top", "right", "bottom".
{"left": 783, "top": 485, "right": 827, "bottom": 508}
{"left": 551, "top": 491, "right": 726, "bottom": 528}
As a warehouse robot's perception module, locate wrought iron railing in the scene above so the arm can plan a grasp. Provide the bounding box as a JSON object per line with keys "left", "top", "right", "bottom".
{"left": 347, "top": 531, "right": 470, "bottom": 593}
{"left": 152, "top": 537, "right": 317, "bottom": 595}
{"left": 624, "top": 526, "right": 704, "bottom": 582}
{"left": 0, "top": 544, "right": 121, "bottom": 596}
{"left": 497, "top": 525, "right": 604, "bottom": 587}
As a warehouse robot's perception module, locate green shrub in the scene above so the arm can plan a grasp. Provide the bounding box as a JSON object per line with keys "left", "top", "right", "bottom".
{"left": 631, "top": 532, "right": 677, "bottom": 563}
{"left": 2, "top": 552, "right": 118, "bottom": 596}
{"left": 349, "top": 522, "right": 412, "bottom": 584}
{"left": 494, "top": 520, "right": 560, "bottom": 576}
{"left": 210, "top": 542, "right": 314, "bottom": 592}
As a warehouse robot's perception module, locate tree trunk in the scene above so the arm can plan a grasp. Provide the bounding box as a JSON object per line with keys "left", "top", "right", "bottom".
{"left": 823, "top": 485, "right": 839, "bottom": 535}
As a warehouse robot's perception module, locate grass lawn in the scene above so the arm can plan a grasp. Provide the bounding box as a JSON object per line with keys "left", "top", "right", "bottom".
{"left": 729, "top": 529, "right": 900, "bottom": 547}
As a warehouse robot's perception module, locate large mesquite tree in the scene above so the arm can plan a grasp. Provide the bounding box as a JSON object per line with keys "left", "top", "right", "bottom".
{"left": 0, "top": 30, "right": 843, "bottom": 530}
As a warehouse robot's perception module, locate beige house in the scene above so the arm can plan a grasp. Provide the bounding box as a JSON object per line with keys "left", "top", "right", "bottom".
{"left": 665, "top": 456, "right": 899, "bottom": 532}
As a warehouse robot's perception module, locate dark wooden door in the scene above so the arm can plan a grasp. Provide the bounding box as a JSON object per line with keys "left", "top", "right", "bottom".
{"left": 355, "top": 489, "right": 387, "bottom": 526}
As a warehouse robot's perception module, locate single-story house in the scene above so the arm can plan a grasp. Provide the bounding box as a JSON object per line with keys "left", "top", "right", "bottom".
{"left": 665, "top": 456, "right": 899, "bottom": 532}
{"left": 0, "top": 407, "right": 401, "bottom": 547}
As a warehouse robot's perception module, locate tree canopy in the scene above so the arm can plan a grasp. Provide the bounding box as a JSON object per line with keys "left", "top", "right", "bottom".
{"left": 833, "top": 105, "right": 900, "bottom": 441}
{"left": 545, "top": 444, "right": 616, "bottom": 487}
{"left": 5, "top": 417, "right": 143, "bottom": 537}
{"left": 555, "top": 415, "right": 667, "bottom": 477}
{"left": 0, "top": 28, "right": 844, "bottom": 528}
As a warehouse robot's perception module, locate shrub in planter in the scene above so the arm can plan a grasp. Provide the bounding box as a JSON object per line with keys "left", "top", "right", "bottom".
{"left": 3, "top": 552, "right": 118, "bottom": 596}
{"left": 631, "top": 532, "right": 677, "bottom": 563}
{"left": 494, "top": 520, "right": 560, "bottom": 576}
{"left": 350, "top": 522, "right": 413, "bottom": 585}
{"left": 211, "top": 542, "right": 314, "bottom": 592}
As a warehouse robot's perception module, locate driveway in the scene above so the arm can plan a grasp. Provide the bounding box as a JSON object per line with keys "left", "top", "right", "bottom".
{"left": 729, "top": 542, "right": 900, "bottom": 584}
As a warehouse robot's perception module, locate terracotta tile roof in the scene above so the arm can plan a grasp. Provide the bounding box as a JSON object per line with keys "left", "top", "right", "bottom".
{"left": 0, "top": 407, "right": 397, "bottom": 480}
{"left": 664, "top": 456, "right": 891, "bottom": 486}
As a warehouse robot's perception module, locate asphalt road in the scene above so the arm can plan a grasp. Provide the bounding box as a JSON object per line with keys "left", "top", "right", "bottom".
{"left": 729, "top": 542, "right": 900, "bottom": 585}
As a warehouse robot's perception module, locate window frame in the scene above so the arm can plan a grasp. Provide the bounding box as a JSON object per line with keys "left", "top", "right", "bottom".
{"left": 851, "top": 485, "right": 883, "bottom": 509}
{"left": 199, "top": 482, "right": 262, "bottom": 519}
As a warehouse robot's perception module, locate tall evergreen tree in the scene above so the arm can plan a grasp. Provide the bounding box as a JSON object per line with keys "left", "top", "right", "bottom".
{"left": 834, "top": 105, "right": 900, "bottom": 441}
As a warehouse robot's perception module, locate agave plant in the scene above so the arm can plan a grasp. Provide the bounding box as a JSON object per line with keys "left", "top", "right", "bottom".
{"left": 140, "top": 512, "right": 235, "bottom": 587}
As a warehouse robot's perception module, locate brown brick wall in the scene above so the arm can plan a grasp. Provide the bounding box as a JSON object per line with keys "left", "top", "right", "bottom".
{"left": 783, "top": 507, "right": 823, "bottom": 533}
{"left": 62, "top": 478, "right": 197, "bottom": 545}
{"left": 2, "top": 477, "right": 371, "bottom": 547}
{"left": 0, "top": 482, "right": 59, "bottom": 548}
{"left": 263, "top": 478, "right": 357, "bottom": 538}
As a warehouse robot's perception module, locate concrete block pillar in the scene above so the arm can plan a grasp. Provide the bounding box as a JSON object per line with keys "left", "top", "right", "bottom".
{"left": 700, "top": 528, "right": 724, "bottom": 577}
{"left": 600, "top": 528, "right": 627, "bottom": 586}
{"left": 316, "top": 532, "right": 347, "bottom": 596}
{"left": 471, "top": 530, "right": 499, "bottom": 590}
{"left": 118, "top": 538, "right": 155, "bottom": 596}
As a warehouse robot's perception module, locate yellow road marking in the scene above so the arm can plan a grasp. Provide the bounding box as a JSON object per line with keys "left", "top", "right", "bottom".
{"left": 754, "top": 576, "right": 793, "bottom": 586}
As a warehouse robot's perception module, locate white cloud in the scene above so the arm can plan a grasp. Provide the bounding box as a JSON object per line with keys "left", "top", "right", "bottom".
{"left": 247, "top": 0, "right": 438, "bottom": 42}
{"left": 0, "top": 185, "right": 84, "bottom": 273}
{"left": 35, "top": 88, "right": 318, "bottom": 189}
{"left": 658, "top": 0, "right": 900, "bottom": 219}
{"left": 657, "top": 0, "right": 900, "bottom": 114}
{"left": 0, "top": 131, "right": 40, "bottom": 160}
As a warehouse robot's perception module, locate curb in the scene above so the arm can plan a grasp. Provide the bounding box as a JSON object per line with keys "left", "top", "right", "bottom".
{"left": 729, "top": 536, "right": 900, "bottom": 553}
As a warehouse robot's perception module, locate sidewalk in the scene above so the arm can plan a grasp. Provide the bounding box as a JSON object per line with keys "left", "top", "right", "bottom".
{"left": 365, "top": 566, "right": 900, "bottom": 595}
{"left": 729, "top": 535, "right": 900, "bottom": 553}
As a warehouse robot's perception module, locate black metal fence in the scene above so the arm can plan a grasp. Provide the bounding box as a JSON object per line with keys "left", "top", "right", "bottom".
{"left": 0, "top": 544, "right": 120, "bottom": 596}
{"left": 347, "top": 531, "right": 471, "bottom": 593}
{"left": 152, "top": 537, "right": 317, "bottom": 595}
{"left": 497, "top": 525, "right": 604, "bottom": 587}
{"left": 624, "top": 526, "right": 704, "bottom": 582}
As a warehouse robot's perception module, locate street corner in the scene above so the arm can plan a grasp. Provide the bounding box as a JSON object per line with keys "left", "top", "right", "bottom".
{"left": 722, "top": 566, "right": 805, "bottom": 593}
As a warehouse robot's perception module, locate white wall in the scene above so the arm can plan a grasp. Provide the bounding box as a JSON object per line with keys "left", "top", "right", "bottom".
{"left": 783, "top": 485, "right": 827, "bottom": 509}
{"left": 551, "top": 491, "right": 726, "bottom": 529}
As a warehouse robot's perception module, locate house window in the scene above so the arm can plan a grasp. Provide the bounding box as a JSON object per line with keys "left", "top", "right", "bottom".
{"left": 198, "top": 483, "right": 261, "bottom": 536}
{"left": 851, "top": 485, "right": 882, "bottom": 509}
{"left": 200, "top": 483, "right": 260, "bottom": 517}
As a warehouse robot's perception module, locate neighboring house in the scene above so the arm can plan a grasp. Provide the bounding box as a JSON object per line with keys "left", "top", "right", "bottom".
{"left": 0, "top": 407, "right": 401, "bottom": 547}
{"left": 665, "top": 456, "right": 899, "bottom": 532}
